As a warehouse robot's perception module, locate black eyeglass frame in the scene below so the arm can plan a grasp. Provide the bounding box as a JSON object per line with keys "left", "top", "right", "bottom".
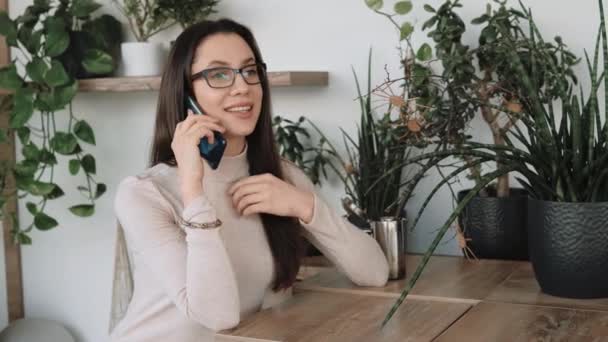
{"left": 190, "top": 62, "right": 268, "bottom": 88}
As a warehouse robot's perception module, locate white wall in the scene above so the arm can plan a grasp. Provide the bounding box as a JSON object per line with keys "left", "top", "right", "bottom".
{"left": 1, "top": 0, "right": 602, "bottom": 340}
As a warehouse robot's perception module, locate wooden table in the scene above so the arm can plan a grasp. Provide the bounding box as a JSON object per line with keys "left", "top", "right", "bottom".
{"left": 296, "top": 254, "right": 523, "bottom": 303}
{"left": 218, "top": 254, "right": 608, "bottom": 341}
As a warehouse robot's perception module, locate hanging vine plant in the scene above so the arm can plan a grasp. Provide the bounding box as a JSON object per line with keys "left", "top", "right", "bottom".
{"left": 0, "top": 0, "right": 121, "bottom": 244}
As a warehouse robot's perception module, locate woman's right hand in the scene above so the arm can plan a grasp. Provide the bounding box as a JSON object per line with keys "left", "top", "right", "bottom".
{"left": 171, "top": 110, "right": 226, "bottom": 206}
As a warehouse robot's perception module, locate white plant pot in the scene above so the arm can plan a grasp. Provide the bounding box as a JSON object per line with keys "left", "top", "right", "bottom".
{"left": 120, "top": 42, "right": 166, "bottom": 77}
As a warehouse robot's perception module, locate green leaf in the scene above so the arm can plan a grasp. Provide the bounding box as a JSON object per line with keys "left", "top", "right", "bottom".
{"left": 55, "top": 80, "right": 78, "bottom": 108}
{"left": 16, "top": 7, "right": 38, "bottom": 26}
{"left": 423, "top": 4, "right": 436, "bottom": 13}
{"left": 479, "top": 26, "right": 497, "bottom": 44}
{"left": 0, "top": 129, "right": 6, "bottom": 143}
{"left": 74, "top": 120, "right": 95, "bottom": 145}
{"left": 44, "top": 60, "right": 69, "bottom": 87}
{"left": 69, "top": 0, "right": 102, "bottom": 18}
{"left": 39, "top": 148, "right": 57, "bottom": 165}
{"left": 50, "top": 132, "right": 78, "bottom": 155}
{"left": 14, "top": 173, "right": 34, "bottom": 191}
{"left": 69, "top": 204, "right": 94, "bottom": 217}
{"left": 416, "top": 43, "right": 433, "bottom": 61}
{"left": 26, "top": 57, "right": 48, "bottom": 83}
{"left": 16, "top": 5, "right": 42, "bottom": 46}
{"left": 10, "top": 88, "right": 34, "bottom": 128}
{"left": 35, "top": 81, "right": 78, "bottom": 111}
{"left": 14, "top": 231, "right": 32, "bottom": 245}
{"left": 28, "top": 180, "right": 55, "bottom": 196}
{"left": 69, "top": 159, "right": 80, "bottom": 175}
{"left": 94, "top": 183, "right": 106, "bottom": 199}
{"left": 365, "top": 0, "right": 383, "bottom": 10}
{"left": 26, "top": 202, "right": 37, "bottom": 215}
{"left": 81, "top": 154, "right": 96, "bottom": 174}
{"left": 25, "top": 29, "right": 43, "bottom": 55}
{"left": 33, "top": 0, "right": 52, "bottom": 13}
{"left": 14, "top": 159, "right": 38, "bottom": 176}
{"left": 44, "top": 18, "right": 69, "bottom": 57}
{"left": 394, "top": 1, "right": 412, "bottom": 15}
{"left": 0, "top": 11, "right": 17, "bottom": 45}
{"left": 0, "top": 64, "right": 23, "bottom": 90}
{"left": 46, "top": 184, "right": 64, "bottom": 199}
{"left": 471, "top": 14, "right": 490, "bottom": 25}
{"left": 35, "top": 91, "right": 54, "bottom": 111}
{"left": 422, "top": 16, "right": 438, "bottom": 31}
{"left": 17, "top": 25, "right": 33, "bottom": 49}
{"left": 412, "top": 64, "right": 431, "bottom": 86}
{"left": 82, "top": 49, "right": 114, "bottom": 75}
{"left": 82, "top": 14, "right": 122, "bottom": 51}
{"left": 17, "top": 127, "right": 30, "bottom": 145}
{"left": 34, "top": 212, "right": 58, "bottom": 230}
{"left": 400, "top": 22, "right": 414, "bottom": 41}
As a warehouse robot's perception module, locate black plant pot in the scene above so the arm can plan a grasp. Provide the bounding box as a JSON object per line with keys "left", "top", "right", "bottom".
{"left": 457, "top": 188, "right": 528, "bottom": 260}
{"left": 527, "top": 198, "right": 608, "bottom": 298}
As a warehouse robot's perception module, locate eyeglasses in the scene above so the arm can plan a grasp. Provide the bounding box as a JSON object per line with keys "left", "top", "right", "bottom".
{"left": 191, "top": 62, "right": 267, "bottom": 89}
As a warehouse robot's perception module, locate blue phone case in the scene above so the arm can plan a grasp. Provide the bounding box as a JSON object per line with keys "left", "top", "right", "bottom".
{"left": 185, "top": 96, "right": 227, "bottom": 169}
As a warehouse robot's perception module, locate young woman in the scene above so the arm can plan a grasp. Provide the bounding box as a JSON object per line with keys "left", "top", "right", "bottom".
{"left": 109, "top": 18, "right": 389, "bottom": 342}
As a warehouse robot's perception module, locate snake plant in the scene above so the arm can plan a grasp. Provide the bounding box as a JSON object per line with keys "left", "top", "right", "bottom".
{"left": 382, "top": 0, "right": 608, "bottom": 326}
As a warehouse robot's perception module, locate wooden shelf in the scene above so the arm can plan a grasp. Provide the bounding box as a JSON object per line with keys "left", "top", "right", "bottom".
{"left": 77, "top": 71, "right": 328, "bottom": 92}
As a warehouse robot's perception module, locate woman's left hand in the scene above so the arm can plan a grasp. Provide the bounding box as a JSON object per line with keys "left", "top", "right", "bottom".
{"left": 228, "top": 173, "right": 314, "bottom": 223}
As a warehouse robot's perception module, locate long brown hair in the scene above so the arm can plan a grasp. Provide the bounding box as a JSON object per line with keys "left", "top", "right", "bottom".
{"left": 149, "top": 19, "right": 304, "bottom": 291}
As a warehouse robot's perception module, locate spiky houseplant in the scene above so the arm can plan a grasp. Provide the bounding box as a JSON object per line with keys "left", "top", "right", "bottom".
{"left": 111, "top": 0, "right": 175, "bottom": 42}
{"left": 382, "top": 0, "right": 608, "bottom": 325}
{"left": 0, "top": 0, "right": 112, "bottom": 244}
{"left": 307, "top": 52, "right": 413, "bottom": 223}
{"left": 272, "top": 47, "right": 415, "bottom": 226}
{"left": 155, "top": 0, "right": 220, "bottom": 30}
{"left": 272, "top": 115, "right": 332, "bottom": 187}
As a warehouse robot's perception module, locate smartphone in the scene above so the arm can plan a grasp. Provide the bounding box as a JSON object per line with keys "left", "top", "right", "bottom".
{"left": 185, "top": 94, "right": 227, "bottom": 170}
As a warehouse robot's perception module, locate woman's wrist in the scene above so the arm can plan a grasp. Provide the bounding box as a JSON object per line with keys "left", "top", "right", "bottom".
{"left": 181, "top": 182, "right": 204, "bottom": 208}
{"left": 297, "top": 191, "right": 315, "bottom": 224}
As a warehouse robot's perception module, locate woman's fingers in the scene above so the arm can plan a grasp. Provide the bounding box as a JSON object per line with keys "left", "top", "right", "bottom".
{"left": 178, "top": 110, "right": 221, "bottom": 132}
{"left": 199, "top": 126, "right": 215, "bottom": 144}
{"left": 236, "top": 193, "right": 266, "bottom": 215}
{"left": 231, "top": 183, "right": 266, "bottom": 209}
{"left": 183, "top": 121, "right": 226, "bottom": 145}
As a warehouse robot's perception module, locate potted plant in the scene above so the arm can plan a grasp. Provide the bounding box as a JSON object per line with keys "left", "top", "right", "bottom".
{"left": 304, "top": 54, "right": 411, "bottom": 225}
{"left": 272, "top": 115, "right": 330, "bottom": 186}
{"left": 52, "top": 1, "right": 123, "bottom": 78}
{"left": 111, "top": 0, "right": 176, "bottom": 76}
{"left": 273, "top": 53, "right": 415, "bottom": 229}
{"left": 365, "top": 0, "right": 484, "bottom": 264}
{"left": 0, "top": 0, "right": 108, "bottom": 244}
{"left": 382, "top": 0, "right": 608, "bottom": 325}
{"left": 370, "top": 0, "right": 580, "bottom": 261}
{"left": 272, "top": 49, "right": 415, "bottom": 277}
{"left": 304, "top": 51, "right": 415, "bottom": 278}
{"left": 416, "top": 0, "right": 577, "bottom": 260}
{"left": 155, "top": 0, "right": 220, "bottom": 30}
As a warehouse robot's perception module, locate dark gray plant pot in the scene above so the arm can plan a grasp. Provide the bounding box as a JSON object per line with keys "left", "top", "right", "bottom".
{"left": 527, "top": 198, "right": 608, "bottom": 298}
{"left": 458, "top": 188, "right": 528, "bottom": 260}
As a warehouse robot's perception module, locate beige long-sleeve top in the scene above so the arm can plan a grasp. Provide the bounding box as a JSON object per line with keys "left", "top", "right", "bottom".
{"left": 109, "top": 145, "right": 389, "bottom": 342}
